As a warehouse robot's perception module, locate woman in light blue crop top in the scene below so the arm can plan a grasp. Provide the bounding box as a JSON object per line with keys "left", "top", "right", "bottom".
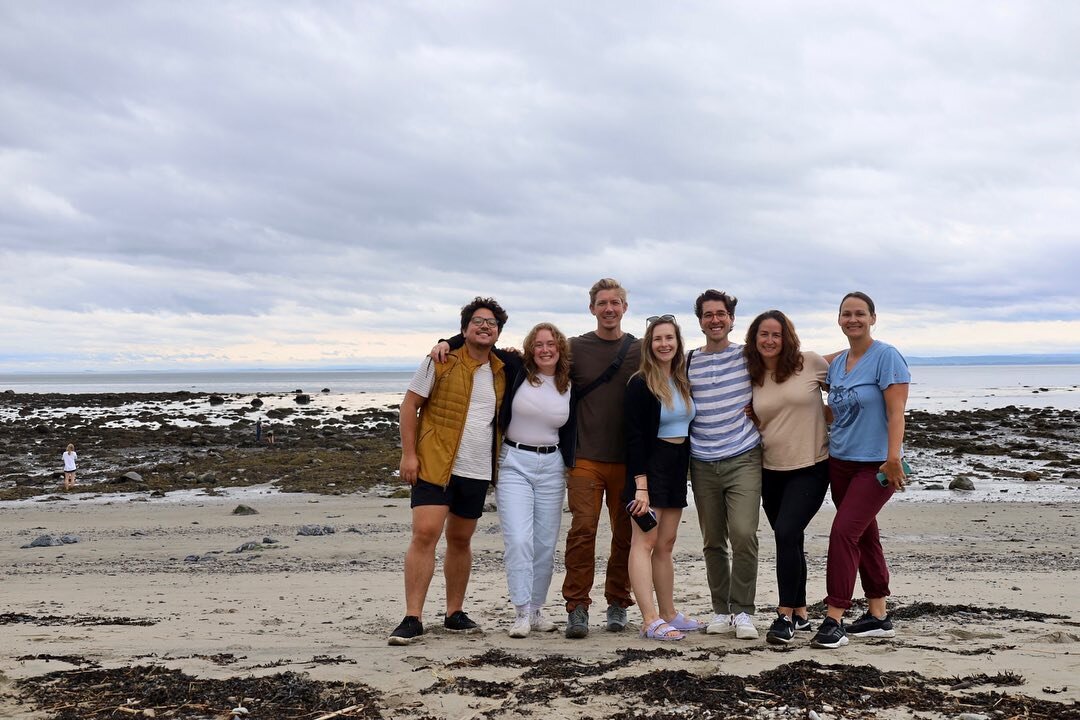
{"left": 624, "top": 315, "right": 698, "bottom": 640}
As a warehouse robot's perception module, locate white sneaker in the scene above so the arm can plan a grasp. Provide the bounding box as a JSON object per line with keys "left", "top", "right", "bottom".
{"left": 732, "top": 612, "right": 759, "bottom": 640}
{"left": 508, "top": 610, "right": 531, "bottom": 639}
{"left": 530, "top": 607, "right": 556, "bottom": 632}
{"left": 706, "top": 613, "right": 733, "bottom": 634}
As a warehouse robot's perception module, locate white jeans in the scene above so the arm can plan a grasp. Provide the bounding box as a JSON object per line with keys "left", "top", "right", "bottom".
{"left": 497, "top": 444, "right": 567, "bottom": 608}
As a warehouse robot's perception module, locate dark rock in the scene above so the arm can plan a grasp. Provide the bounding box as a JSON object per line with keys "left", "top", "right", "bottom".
{"left": 233, "top": 541, "right": 262, "bottom": 553}
{"left": 262, "top": 537, "right": 278, "bottom": 544}
{"left": 1021, "top": 471, "right": 1041, "bottom": 482}
{"left": 250, "top": 398, "right": 264, "bottom": 407}
{"left": 208, "top": 395, "right": 226, "bottom": 406}
{"left": 22, "top": 535, "right": 61, "bottom": 548}
{"left": 321, "top": 388, "right": 330, "bottom": 393}
{"left": 184, "top": 554, "right": 200, "bottom": 562}
{"left": 295, "top": 394, "right": 311, "bottom": 404}
{"left": 297, "top": 524, "right": 335, "bottom": 536}
{"left": 18, "top": 406, "right": 31, "bottom": 416}
{"left": 232, "top": 504, "right": 258, "bottom": 516}
{"left": 150, "top": 490, "right": 166, "bottom": 498}
{"left": 949, "top": 475, "right": 976, "bottom": 491}
{"left": 113, "top": 471, "right": 144, "bottom": 484}
{"left": 925, "top": 484, "right": 945, "bottom": 490}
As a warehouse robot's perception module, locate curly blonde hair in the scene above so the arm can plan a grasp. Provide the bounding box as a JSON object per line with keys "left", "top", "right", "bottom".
{"left": 522, "top": 322, "right": 572, "bottom": 394}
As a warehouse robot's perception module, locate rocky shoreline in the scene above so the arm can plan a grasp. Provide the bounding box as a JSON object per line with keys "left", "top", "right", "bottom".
{"left": 2, "top": 391, "right": 1079, "bottom": 502}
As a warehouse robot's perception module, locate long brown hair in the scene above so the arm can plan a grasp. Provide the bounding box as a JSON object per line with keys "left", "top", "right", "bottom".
{"left": 634, "top": 317, "right": 692, "bottom": 409}
{"left": 522, "top": 322, "right": 572, "bottom": 394}
{"left": 744, "top": 310, "right": 804, "bottom": 386}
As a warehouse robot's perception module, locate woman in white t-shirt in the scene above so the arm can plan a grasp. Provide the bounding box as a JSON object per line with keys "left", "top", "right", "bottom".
{"left": 744, "top": 310, "right": 830, "bottom": 646}
{"left": 62, "top": 443, "right": 78, "bottom": 489}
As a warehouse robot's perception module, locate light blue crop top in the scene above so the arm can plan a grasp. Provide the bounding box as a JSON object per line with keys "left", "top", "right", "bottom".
{"left": 658, "top": 379, "right": 696, "bottom": 438}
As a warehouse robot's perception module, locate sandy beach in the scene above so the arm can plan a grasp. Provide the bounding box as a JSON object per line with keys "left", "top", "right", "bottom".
{"left": 1, "top": 486, "right": 1078, "bottom": 718}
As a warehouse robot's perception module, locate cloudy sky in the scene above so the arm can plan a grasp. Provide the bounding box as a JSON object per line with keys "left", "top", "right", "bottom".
{"left": 2, "top": 1, "right": 1079, "bottom": 371}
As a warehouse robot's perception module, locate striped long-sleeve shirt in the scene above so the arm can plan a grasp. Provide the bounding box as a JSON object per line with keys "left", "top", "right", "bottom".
{"left": 688, "top": 344, "right": 760, "bottom": 461}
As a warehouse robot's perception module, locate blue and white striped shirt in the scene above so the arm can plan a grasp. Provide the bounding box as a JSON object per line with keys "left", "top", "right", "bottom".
{"left": 688, "top": 344, "right": 760, "bottom": 461}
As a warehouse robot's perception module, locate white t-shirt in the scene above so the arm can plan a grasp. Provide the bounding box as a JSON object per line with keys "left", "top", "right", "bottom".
{"left": 506, "top": 374, "right": 570, "bottom": 446}
{"left": 62, "top": 451, "right": 77, "bottom": 472}
{"left": 408, "top": 357, "right": 497, "bottom": 481}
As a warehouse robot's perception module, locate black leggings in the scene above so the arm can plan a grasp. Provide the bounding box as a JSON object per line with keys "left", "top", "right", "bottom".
{"left": 761, "top": 460, "right": 829, "bottom": 608}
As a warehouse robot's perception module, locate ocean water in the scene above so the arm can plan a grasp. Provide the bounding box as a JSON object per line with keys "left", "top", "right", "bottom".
{"left": 1, "top": 364, "right": 1077, "bottom": 411}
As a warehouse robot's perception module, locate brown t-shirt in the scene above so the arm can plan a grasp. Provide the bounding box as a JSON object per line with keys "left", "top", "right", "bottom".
{"left": 570, "top": 331, "right": 642, "bottom": 463}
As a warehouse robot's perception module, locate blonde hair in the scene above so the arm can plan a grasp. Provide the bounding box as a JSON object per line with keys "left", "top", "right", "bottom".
{"left": 588, "top": 278, "right": 627, "bottom": 306}
{"left": 66, "top": 443, "right": 75, "bottom": 452}
{"left": 522, "top": 323, "right": 572, "bottom": 394}
{"left": 634, "top": 318, "right": 692, "bottom": 409}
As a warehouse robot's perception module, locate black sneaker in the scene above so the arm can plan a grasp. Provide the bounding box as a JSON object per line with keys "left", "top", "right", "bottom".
{"left": 810, "top": 617, "right": 849, "bottom": 649}
{"left": 766, "top": 613, "right": 795, "bottom": 645}
{"left": 388, "top": 615, "right": 424, "bottom": 646}
{"left": 848, "top": 612, "right": 895, "bottom": 638}
{"left": 444, "top": 610, "right": 481, "bottom": 634}
{"left": 793, "top": 614, "right": 812, "bottom": 632}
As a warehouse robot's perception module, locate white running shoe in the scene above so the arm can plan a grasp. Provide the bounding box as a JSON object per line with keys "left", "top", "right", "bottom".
{"left": 732, "top": 612, "right": 759, "bottom": 640}
{"left": 530, "top": 607, "right": 556, "bottom": 632}
{"left": 508, "top": 610, "right": 531, "bottom": 639}
{"left": 706, "top": 613, "right": 733, "bottom": 634}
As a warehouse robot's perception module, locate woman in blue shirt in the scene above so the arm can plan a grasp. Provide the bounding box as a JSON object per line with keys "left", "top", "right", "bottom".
{"left": 812, "top": 292, "right": 911, "bottom": 649}
{"left": 624, "top": 315, "right": 697, "bottom": 640}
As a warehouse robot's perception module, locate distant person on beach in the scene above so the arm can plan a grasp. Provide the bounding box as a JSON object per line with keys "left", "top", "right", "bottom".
{"left": 743, "top": 310, "right": 831, "bottom": 645}
{"left": 389, "top": 297, "right": 509, "bottom": 646}
{"left": 62, "top": 443, "right": 78, "bottom": 489}
{"left": 256, "top": 419, "right": 262, "bottom": 444}
{"left": 624, "top": 315, "right": 698, "bottom": 641}
{"left": 434, "top": 322, "right": 574, "bottom": 639}
{"left": 812, "top": 291, "right": 911, "bottom": 650}
{"left": 687, "top": 289, "right": 763, "bottom": 640}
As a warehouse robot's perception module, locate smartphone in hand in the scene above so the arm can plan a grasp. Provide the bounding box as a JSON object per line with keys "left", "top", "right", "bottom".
{"left": 626, "top": 501, "right": 658, "bottom": 532}
{"left": 877, "top": 459, "right": 913, "bottom": 487}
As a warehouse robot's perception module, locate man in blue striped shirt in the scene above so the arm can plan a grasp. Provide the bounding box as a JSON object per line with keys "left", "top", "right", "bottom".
{"left": 687, "top": 289, "right": 763, "bottom": 640}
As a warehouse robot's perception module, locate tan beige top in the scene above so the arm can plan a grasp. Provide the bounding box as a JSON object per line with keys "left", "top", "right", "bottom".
{"left": 752, "top": 351, "right": 829, "bottom": 471}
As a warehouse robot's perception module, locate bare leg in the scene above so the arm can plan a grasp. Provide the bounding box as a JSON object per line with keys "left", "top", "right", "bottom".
{"left": 404, "top": 505, "right": 449, "bottom": 618}
{"left": 652, "top": 509, "right": 681, "bottom": 620}
{"left": 444, "top": 513, "right": 479, "bottom": 615}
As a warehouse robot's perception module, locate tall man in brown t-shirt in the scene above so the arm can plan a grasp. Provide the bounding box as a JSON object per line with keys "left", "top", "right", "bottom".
{"left": 563, "top": 278, "right": 643, "bottom": 638}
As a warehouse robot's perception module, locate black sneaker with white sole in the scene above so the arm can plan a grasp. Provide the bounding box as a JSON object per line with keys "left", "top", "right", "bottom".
{"left": 848, "top": 612, "right": 895, "bottom": 638}
{"left": 388, "top": 615, "right": 424, "bottom": 646}
{"left": 793, "top": 614, "right": 812, "bottom": 632}
{"left": 810, "top": 617, "right": 849, "bottom": 648}
{"left": 765, "top": 613, "right": 795, "bottom": 645}
{"left": 444, "top": 610, "right": 481, "bottom": 634}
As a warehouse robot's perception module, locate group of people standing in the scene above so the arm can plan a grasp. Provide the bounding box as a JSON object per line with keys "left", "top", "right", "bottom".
{"left": 389, "top": 279, "right": 910, "bottom": 652}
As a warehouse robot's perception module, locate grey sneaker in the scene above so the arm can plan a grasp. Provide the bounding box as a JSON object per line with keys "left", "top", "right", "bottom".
{"left": 565, "top": 606, "right": 589, "bottom": 639}
{"left": 848, "top": 612, "right": 895, "bottom": 638}
{"left": 606, "top": 604, "right": 628, "bottom": 632}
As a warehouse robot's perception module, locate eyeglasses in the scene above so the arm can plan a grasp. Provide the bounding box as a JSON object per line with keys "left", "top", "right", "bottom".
{"left": 646, "top": 314, "right": 676, "bottom": 325}
{"left": 470, "top": 316, "right": 500, "bottom": 328}
{"left": 701, "top": 311, "right": 730, "bottom": 321}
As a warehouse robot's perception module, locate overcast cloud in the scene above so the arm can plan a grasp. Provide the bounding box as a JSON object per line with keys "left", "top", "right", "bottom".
{"left": 2, "top": 1, "right": 1079, "bottom": 370}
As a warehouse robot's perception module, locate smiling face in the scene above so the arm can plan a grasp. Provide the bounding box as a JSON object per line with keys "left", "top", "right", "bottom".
{"left": 755, "top": 318, "right": 783, "bottom": 363}
{"left": 590, "top": 288, "right": 627, "bottom": 334}
{"left": 698, "top": 299, "right": 733, "bottom": 344}
{"left": 531, "top": 329, "right": 559, "bottom": 374}
{"left": 464, "top": 307, "right": 500, "bottom": 349}
{"left": 649, "top": 322, "right": 678, "bottom": 367}
{"left": 838, "top": 296, "right": 875, "bottom": 342}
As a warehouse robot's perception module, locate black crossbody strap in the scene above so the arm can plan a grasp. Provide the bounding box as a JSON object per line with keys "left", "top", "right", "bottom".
{"left": 575, "top": 334, "right": 634, "bottom": 402}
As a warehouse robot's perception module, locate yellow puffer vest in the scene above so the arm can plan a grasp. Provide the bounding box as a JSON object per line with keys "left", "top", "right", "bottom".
{"left": 416, "top": 347, "right": 506, "bottom": 487}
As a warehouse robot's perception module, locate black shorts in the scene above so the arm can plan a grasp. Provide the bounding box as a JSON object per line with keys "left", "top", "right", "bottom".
{"left": 411, "top": 475, "right": 490, "bottom": 519}
{"left": 623, "top": 439, "right": 690, "bottom": 509}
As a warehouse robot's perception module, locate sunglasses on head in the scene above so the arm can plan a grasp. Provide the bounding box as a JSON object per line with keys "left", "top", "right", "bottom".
{"left": 646, "top": 314, "right": 676, "bottom": 326}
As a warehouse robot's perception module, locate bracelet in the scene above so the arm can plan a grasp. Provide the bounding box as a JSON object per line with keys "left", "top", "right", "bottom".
{"left": 635, "top": 488, "right": 648, "bottom": 493}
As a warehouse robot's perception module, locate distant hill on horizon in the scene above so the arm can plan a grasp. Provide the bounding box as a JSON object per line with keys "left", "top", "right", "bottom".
{"left": 906, "top": 353, "right": 1080, "bottom": 366}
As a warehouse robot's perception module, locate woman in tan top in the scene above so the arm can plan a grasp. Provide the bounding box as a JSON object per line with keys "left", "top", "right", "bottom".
{"left": 744, "top": 310, "right": 830, "bottom": 645}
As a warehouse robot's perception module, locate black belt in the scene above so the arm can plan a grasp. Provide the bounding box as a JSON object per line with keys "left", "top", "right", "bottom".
{"left": 505, "top": 439, "right": 559, "bottom": 454}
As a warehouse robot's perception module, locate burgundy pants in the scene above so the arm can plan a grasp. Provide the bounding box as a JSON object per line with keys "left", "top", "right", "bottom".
{"left": 824, "top": 458, "right": 893, "bottom": 609}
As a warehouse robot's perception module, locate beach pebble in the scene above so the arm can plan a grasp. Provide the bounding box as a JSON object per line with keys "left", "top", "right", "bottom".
{"left": 199, "top": 472, "right": 217, "bottom": 485}
{"left": 232, "top": 504, "right": 258, "bottom": 516}
{"left": 807, "top": 712, "right": 821, "bottom": 720}
{"left": 297, "top": 524, "right": 335, "bottom": 536}
{"left": 184, "top": 554, "right": 201, "bottom": 562}
{"left": 957, "top": 714, "right": 989, "bottom": 720}
{"left": 1022, "top": 471, "right": 1041, "bottom": 482}
{"left": 233, "top": 541, "right": 263, "bottom": 553}
{"left": 949, "top": 475, "right": 975, "bottom": 491}
{"left": 60, "top": 534, "right": 79, "bottom": 544}
{"left": 262, "top": 537, "right": 278, "bottom": 544}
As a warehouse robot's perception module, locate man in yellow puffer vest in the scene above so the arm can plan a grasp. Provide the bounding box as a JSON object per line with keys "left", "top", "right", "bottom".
{"left": 388, "top": 297, "right": 508, "bottom": 646}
